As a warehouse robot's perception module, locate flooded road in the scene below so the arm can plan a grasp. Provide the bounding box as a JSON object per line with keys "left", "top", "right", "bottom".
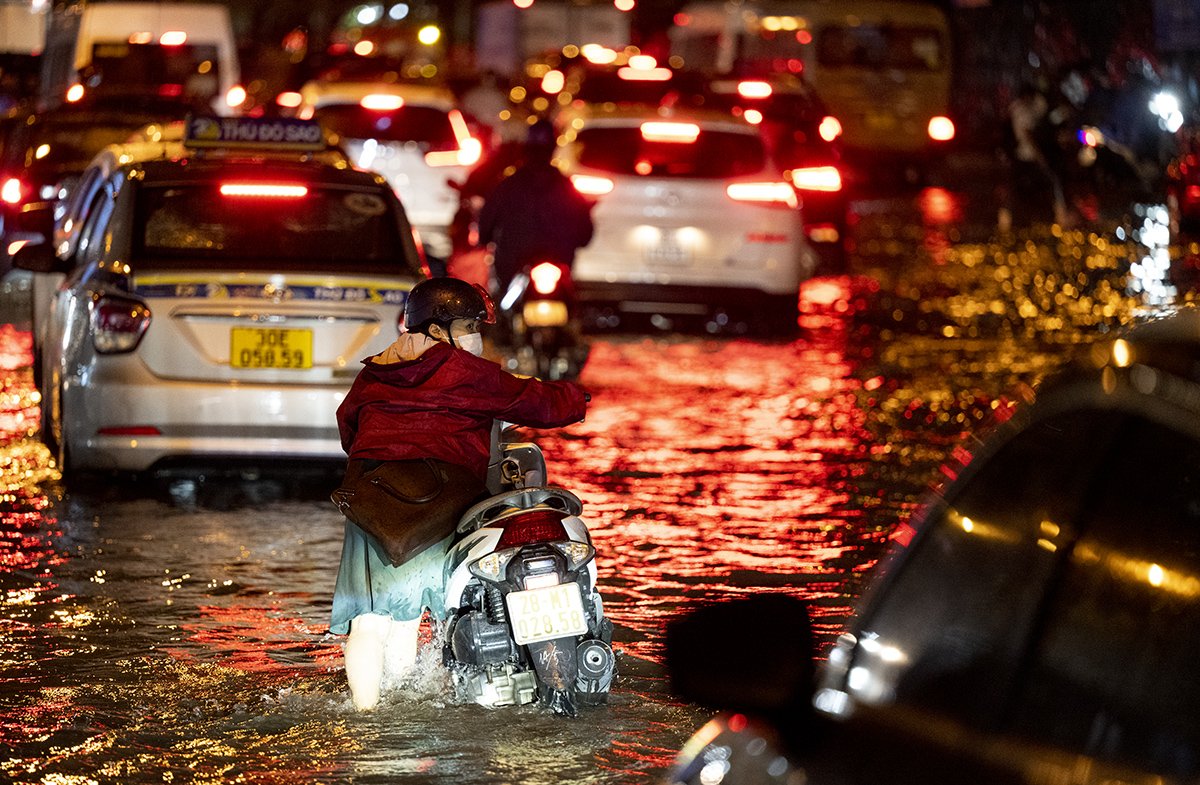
{"left": 1, "top": 188, "right": 1190, "bottom": 784}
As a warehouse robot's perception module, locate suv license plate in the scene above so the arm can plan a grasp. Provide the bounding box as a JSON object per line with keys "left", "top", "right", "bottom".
{"left": 505, "top": 583, "right": 589, "bottom": 645}
{"left": 230, "top": 327, "right": 313, "bottom": 369}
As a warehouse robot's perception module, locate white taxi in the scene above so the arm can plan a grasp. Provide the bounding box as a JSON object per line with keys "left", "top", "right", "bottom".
{"left": 296, "top": 81, "right": 483, "bottom": 263}
{"left": 557, "top": 105, "right": 816, "bottom": 333}
{"left": 12, "top": 116, "right": 426, "bottom": 476}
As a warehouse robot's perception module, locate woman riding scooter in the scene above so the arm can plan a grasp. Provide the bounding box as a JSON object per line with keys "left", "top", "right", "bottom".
{"left": 330, "top": 277, "right": 589, "bottom": 711}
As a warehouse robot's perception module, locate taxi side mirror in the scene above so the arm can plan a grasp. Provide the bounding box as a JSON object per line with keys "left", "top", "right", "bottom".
{"left": 666, "top": 594, "right": 816, "bottom": 719}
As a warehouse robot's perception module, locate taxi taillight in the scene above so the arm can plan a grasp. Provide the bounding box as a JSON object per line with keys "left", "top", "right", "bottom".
{"left": 726, "top": 181, "right": 799, "bottom": 208}
{"left": 92, "top": 296, "right": 151, "bottom": 354}
{"left": 219, "top": 183, "right": 308, "bottom": 198}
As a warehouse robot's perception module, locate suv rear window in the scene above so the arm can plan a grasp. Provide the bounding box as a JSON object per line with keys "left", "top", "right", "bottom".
{"left": 133, "top": 183, "right": 412, "bottom": 274}
{"left": 573, "top": 126, "right": 767, "bottom": 178}
{"left": 313, "top": 104, "right": 457, "bottom": 150}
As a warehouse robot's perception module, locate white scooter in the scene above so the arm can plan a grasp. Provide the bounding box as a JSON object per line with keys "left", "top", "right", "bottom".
{"left": 441, "top": 427, "right": 615, "bottom": 716}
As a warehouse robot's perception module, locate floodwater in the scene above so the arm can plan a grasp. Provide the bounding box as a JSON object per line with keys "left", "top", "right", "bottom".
{"left": 1, "top": 190, "right": 1191, "bottom": 784}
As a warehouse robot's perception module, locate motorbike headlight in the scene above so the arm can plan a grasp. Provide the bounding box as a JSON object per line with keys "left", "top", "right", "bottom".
{"left": 470, "top": 549, "right": 517, "bottom": 581}
{"left": 553, "top": 541, "right": 595, "bottom": 568}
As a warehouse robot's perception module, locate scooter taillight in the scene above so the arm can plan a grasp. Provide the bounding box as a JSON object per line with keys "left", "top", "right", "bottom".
{"left": 530, "top": 262, "right": 563, "bottom": 295}
{"left": 496, "top": 509, "right": 569, "bottom": 550}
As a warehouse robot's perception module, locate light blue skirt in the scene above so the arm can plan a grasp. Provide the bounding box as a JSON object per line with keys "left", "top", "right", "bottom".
{"left": 329, "top": 520, "right": 451, "bottom": 635}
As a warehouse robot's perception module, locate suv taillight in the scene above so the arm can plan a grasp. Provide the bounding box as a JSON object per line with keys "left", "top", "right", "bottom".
{"left": 726, "top": 181, "right": 799, "bottom": 208}
{"left": 92, "top": 295, "right": 151, "bottom": 354}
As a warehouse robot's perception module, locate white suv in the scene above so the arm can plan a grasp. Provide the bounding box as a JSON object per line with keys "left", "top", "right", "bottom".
{"left": 298, "top": 81, "right": 482, "bottom": 263}
{"left": 557, "top": 105, "right": 816, "bottom": 333}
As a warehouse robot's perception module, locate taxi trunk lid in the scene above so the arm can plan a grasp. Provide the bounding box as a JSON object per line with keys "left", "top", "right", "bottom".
{"left": 131, "top": 273, "right": 411, "bottom": 384}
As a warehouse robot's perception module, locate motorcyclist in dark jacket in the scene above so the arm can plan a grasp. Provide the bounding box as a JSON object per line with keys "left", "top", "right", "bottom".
{"left": 477, "top": 119, "right": 595, "bottom": 290}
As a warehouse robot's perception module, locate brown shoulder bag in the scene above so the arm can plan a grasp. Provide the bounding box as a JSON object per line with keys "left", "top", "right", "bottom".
{"left": 330, "top": 458, "right": 488, "bottom": 567}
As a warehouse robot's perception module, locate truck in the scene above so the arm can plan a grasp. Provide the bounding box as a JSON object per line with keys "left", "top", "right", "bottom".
{"left": 474, "top": 0, "right": 631, "bottom": 76}
{"left": 38, "top": 0, "right": 241, "bottom": 114}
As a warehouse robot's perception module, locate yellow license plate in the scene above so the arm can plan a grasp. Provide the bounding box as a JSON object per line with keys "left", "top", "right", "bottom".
{"left": 523, "top": 300, "right": 569, "bottom": 327}
{"left": 505, "top": 582, "right": 589, "bottom": 645}
{"left": 230, "top": 327, "right": 313, "bottom": 369}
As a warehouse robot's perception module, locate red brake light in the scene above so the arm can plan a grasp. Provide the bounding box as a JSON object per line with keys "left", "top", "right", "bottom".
{"left": 571, "top": 174, "right": 614, "bottom": 196}
{"left": 219, "top": 183, "right": 308, "bottom": 198}
{"left": 530, "top": 262, "right": 563, "bottom": 295}
{"left": 617, "top": 66, "right": 672, "bottom": 81}
{"left": 790, "top": 166, "right": 842, "bottom": 192}
{"left": 92, "top": 296, "right": 151, "bottom": 354}
{"left": 98, "top": 426, "right": 163, "bottom": 436}
{"left": 928, "top": 116, "right": 955, "bottom": 142}
{"left": 737, "top": 80, "right": 773, "bottom": 99}
{"left": 818, "top": 116, "right": 842, "bottom": 142}
{"left": 425, "top": 109, "right": 483, "bottom": 167}
{"left": 361, "top": 93, "right": 404, "bottom": 111}
{"left": 1, "top": 177, "right": 25, "bottom": 205}
{"left": 496, "top": 509, "right": 569, "bottom": 550}
{"left": 640, "top": 122, "right": 700, "bottom": 143}
{"left": 726, "top": 181, "right": 798, "bottom": 208}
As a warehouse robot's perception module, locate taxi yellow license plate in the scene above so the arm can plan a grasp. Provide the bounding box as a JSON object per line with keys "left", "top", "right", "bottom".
{"left": 505, "top": 583, "right": 588, "bottom": 645}
{"left": 230, "top": 327, "right": 313, "bottom": 369}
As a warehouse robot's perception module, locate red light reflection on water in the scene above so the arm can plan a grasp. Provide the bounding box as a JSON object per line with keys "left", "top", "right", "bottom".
{"left": 536, "top": 277, "right": 883, "bottom": 660}
{"left": 165, "top": 600, "right": 342, "bottom": 678}
{"left": 918, "top": 187, "right": 965, "bottom": 266}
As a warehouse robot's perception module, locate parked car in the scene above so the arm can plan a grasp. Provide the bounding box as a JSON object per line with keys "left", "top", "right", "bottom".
{"left": 11, "top": 115, "right": 426, "bottom": 477}
{"left": 21, "top": 118, "right": 353, "bottom": 387}
{"left": 1, "top": 91, "right": 208, "bottom": 274}
{"left": 665, "top": 306, "right": 1200, "bottom": 784}
{"left": 557, "top": 104, "right": 816, "bottom": 333}
{"left": 296, "top": 79, "right": 483, "bottom": 266}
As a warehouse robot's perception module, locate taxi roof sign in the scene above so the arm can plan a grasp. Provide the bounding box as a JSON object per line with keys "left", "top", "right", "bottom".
{"left": 184, "top": 115, "right": 326, "bottom": 152}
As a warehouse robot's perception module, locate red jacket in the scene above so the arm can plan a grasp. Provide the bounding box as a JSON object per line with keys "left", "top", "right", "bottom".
{"left": 337, "top": 341, "right": 588, "bottom": 479}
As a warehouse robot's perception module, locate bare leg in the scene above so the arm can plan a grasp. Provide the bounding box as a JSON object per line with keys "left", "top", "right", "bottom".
{"left": 345, "top": 613, "right": 390, "bottom": 710}
{"left": 385, "top": 616, "right": 423, "bottom": 681}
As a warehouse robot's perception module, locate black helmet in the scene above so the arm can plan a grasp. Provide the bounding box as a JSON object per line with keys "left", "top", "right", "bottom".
{"left": 403, "top": 277, "right": 496, "bottom": 333}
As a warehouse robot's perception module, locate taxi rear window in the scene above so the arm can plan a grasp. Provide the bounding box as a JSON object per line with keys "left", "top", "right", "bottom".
{"left": 312, "top": 105, "right": 458, "bottom": 150}
{"left": 573, "top": 126, "right": 767, "bottom": 178}
{"left": 133, "top": 183, "right": 411, "bottom": 274}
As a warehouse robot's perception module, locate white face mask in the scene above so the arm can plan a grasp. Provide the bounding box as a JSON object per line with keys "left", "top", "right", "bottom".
{"left": 456, "top": 332, "right": 484, "bottom": 356}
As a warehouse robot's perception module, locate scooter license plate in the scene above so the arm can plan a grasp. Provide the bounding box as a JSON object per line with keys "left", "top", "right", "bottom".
{"left": 523, "top": 300, "right": 569, "bottom": 327}
{"left": 506, "top": 583, "right": 589, "bottom": 645}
